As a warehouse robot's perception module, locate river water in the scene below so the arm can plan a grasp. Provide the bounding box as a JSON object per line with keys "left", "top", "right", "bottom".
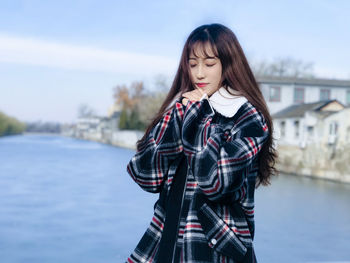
{"left": 0, "top": 134, "right": 349, "bottom": 263}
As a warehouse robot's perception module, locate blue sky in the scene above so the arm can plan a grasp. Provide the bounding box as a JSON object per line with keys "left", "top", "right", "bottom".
{"left": 0, "top": 0, "right": 349, "bottom": 123}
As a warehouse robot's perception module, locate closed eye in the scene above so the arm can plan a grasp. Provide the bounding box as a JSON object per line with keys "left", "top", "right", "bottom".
{"left": 189, "top": 63, "right": 216, "bottom": 68}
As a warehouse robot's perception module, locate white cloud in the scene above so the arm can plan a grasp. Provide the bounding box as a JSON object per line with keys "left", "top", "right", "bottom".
{"left": 0, "top": 34, "right": 178, "bottom": 75}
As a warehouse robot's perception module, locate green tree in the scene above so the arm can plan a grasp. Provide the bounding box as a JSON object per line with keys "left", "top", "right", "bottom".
{"left": 113, "top": 78, "right": 170, "bottom": 131}
{"left": 128, "top": 106, "right": 144, "bottom": 130}
{"left": 0, "top": 111, "right": 26, "bottom": 136}
{"left": 118, "top": 107, "right": 128, "bottom": 129}
{"left": 0, "top": 112, "right": 9, "bottom": 135}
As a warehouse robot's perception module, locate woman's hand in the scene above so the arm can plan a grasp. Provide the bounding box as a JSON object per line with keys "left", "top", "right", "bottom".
{"left": 181, "top": 88, "right": 207, "bottom": 106}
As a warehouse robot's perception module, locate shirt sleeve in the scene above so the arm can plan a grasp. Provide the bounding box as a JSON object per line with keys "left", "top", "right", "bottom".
{"left": 126, "top": 97, "right": 186, "bottom": 193}
{"left": 181, "top": 98, "right": 269, "bottom": 202}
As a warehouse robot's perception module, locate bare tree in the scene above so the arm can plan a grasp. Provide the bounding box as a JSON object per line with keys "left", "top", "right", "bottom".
{"left": 113, "top": 81, "right": 148, "bottom": 130}
{"left": 252, "top": 57, "right": 315, "bottom": 78}
{"left": 77, "top": 104, "right": 96, "bottom": 118}
{"left": 113, "top": 81, "right": 146, "bottom": 110}
{"left": 113, "top": 79, "right": 172, "bottom": 130}
{"left": 137, "top": 92, "right": 167, "bottom": 125}
{"left": 154, "top": 74, "right": 170, "bottom": 93}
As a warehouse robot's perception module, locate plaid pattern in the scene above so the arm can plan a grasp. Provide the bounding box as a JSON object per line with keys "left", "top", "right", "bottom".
{"left": 126, "top": 96, "right": 269, "bottom": 263}
{"left": 127, "top": 100, "right": 185, "bottom": 193}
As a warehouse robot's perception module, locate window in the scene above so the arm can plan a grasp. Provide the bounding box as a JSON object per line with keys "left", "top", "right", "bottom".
{"left": 280, "top": 121, "right": 286, "bottom": 137}
{"left": 307, "top": 126, "right": 314, "bottom": 137}
{"left": 269, "top": 86, "right": 281, "bottom": 102}
{"left": 294, "top": 120, "right": 300, "bottom": 138}
{"left": 329, "top": 121, "right": 338, "bottom": 136}
{"left": 294, "top": 87, "right": 304, "bottom": 103}
{"left": 328, "top": 121, "right": 338, "bottom": 144}
{"left": 346, "top": 127, "right": 350, "bottom": 143}
{"left": 347, "top": 90, "right": 350, "bottom": 105}
{"left": 320, "top": 89, "right": 330, "bottom": 101}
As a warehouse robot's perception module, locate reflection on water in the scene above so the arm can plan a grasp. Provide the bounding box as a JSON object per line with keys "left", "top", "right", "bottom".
{"left": 0, "top": 134, "right": 349, "bottom": 263}
{"left": 255, "top": 172, "right": 350, "bottom": 262}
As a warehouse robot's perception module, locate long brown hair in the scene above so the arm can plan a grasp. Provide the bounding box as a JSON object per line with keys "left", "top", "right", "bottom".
{"left": 137, "top": 23, "right": 277, "bottom": 187}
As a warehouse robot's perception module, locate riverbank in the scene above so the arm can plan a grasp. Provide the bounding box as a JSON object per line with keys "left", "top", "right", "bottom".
{"left": 67, "top": 129, "right": 350, "bottom": 185}
{"left": 276, "top": 144, "right": 350, "bottom": 184}
{"left": 23, "top": 131, "right": 350, "bottom": 185}
{"left": 61, "top": 129, "right": 143, "bottom": 150}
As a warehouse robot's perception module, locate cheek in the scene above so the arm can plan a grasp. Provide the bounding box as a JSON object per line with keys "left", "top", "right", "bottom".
{"left": 189, "top": 69, "right": 195, "bottom": 82}
{"left": 211, "top": 70, "right": 221, "bottom": 83}
{"left": 215, "top": 68, "right": 222, "bottom": 83}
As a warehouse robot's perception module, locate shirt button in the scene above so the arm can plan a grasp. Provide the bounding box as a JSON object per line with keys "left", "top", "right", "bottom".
{"left": 211, "top": 238, "right": 217, "bottom": 245}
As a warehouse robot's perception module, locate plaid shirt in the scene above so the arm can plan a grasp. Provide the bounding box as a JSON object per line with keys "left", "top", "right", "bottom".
{"left": 126, "top": 91, "right": 269, "bottom": 263}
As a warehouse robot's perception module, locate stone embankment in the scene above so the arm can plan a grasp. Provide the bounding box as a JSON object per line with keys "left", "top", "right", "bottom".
{"left": 276, "top": 144, "right": 350, "bottom": 184}
{"left": 71, "top": 129, "right": 350, "bottom": 184}
{"left": 70, "top": 130, "right": 144, "bottom": 150}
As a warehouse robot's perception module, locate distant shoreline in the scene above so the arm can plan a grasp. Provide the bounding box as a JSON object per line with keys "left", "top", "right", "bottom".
{"left": 11, "top": 133, "right": 350, "bottom": 185}
{"left": 276, "top": 169, "right": 350, "bottom": 186}
{"left": 23, "top": 132, "right": 63, "bottom": 136}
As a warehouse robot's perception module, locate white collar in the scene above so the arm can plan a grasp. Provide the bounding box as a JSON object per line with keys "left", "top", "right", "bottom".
{"left": 208, "top": 86, "right": 247, "bottom": 118}
{"left": 167, "top": 86, "right": 247, "bottom": 118}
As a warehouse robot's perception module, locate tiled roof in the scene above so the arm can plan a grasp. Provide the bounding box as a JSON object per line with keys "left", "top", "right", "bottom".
{"left": 272, "top": 100, "right": 341, "bottom": 119}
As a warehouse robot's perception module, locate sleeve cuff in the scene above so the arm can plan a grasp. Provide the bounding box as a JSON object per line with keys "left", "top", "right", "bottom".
{"left": 180, "top": 93, "right": 215, "bottom": 117}
{"left": 201, "top": 96, "right": 215, "bottom": 117}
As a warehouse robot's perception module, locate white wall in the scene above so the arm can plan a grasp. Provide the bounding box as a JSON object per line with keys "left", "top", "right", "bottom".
{"left": 274, "top": 118, "right": 304, "bottom": 146}
{"left": 261, "top": 83, "right": 350, "bottom": 114}
{"left": 331, "top": 88, "right": 348, "bottom": 105}
{"left": 320, "top": 109, "right": 350, "bottom": 147}
{"left": 261, "top": 83, "right": 294, "bottom": 114}
{"left": 274, "top": 109, "right": 350, "bottom": 150}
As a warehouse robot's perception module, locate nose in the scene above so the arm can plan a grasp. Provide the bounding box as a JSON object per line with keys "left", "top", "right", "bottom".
{"left": 196, "top": 63, "right": 205, "bottom": 79}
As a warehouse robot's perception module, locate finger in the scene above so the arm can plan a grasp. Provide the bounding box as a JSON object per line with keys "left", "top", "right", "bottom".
{"left": 183, "top": 90, "right": 201, "bottom": 101}
{"left": 182, "top": 92, "right": 195, "bottom": 100}
{"left": 182, "top": 92, "right": 189, "bottom": 98}
{"left": 196, "top": 88, "right": 205, "bottom": 95}
{"left": 195, "top": 89, "right": 207, "bottom": 100}
{"left": 182, "top": 94, "right": 190, "bottom": 99}
{"left": 194, "top": 89, "right": 204, "bottom": 100}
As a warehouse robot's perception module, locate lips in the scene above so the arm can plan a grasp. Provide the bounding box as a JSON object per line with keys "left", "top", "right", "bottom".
{"left": 196, "top": 83, "right": 208, "bottom": 88}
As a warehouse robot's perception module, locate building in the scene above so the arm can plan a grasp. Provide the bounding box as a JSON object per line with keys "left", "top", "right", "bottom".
{"left": 75, "top": 116, "right": 103, "bottom": 140}
{"left": 74, "top": 114, "right": 119, "bottom": 143}
{"left": 272, "top": 99, "right": 350, "bottom": 182}
{"left": 257, "top": 76, "right": 350, "bottom": 114}
{"left": 272, "top": 100, "right": 349, "bottom": 147}
{"left": 272, "top": 100, "right": 345, "bottom": 147}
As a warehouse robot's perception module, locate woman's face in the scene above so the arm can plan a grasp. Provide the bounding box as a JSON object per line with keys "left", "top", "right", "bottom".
{"left": 188, "top": 42, "right": 223, "bottom": 97}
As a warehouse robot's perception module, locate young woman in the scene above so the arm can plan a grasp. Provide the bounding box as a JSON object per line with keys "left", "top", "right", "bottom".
{"left": 126, "top": 23, "right": 277, "bottom": 263}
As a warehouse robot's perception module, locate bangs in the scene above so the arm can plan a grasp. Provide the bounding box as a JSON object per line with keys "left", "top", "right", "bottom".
{"left": 187, "top": 34, "right": 219, "bottom": 59}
